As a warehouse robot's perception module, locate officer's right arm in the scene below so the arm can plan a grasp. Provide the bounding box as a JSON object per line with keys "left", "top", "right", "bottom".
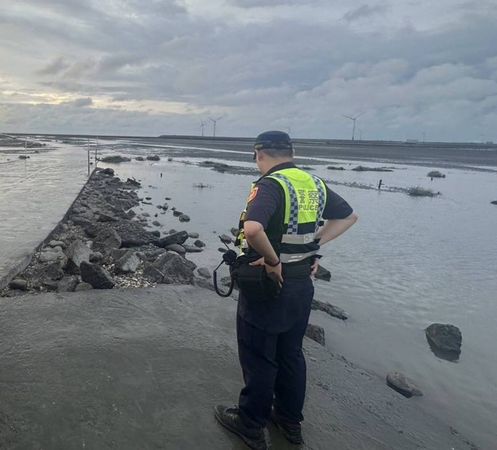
{"left": 315, "top": 213, "right": 358, "bottom": 246}
{"left": 315, "top": 185, "right": 358, "bottom": 245}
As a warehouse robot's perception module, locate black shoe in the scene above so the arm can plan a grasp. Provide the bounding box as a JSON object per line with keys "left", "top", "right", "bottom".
{"left": 214, "top": 405, "right": 268, "bottom": 450}
{"left": 270, "top": 410, "right": 304, "bottom": 445}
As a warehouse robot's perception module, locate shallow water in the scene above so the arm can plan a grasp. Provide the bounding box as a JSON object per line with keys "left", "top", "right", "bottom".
{"left": 0, "top": 142, "right": 88, "bottom": 285}
{"left": 105, "top": 143, "right": 497, "bottom": 449}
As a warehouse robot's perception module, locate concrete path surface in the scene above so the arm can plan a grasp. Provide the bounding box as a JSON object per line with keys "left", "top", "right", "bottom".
{"left": 0, "top": 286, "right": 476, "bottom": 449}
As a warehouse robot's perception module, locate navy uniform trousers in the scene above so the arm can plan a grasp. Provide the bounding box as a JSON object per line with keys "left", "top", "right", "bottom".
{"left": 236, "top": 276, "right": 314, "bottom": 428}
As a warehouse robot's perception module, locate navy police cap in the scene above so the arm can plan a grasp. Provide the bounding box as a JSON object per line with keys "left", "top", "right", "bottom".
{"left": 254, "top": 130, "right": 293, "bottom": 151}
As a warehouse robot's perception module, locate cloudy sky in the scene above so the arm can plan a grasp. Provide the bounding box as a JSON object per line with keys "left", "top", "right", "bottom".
{"left": 0, "top": 0, "right": 496, "bottom": 141}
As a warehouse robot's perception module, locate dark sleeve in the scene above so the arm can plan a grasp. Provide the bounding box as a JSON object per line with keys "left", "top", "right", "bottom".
{"left": 245, "top": 179, "right": 282, "bottom": 228}
{"left": 322, "top": 184, "right": 353, "bottom": 220}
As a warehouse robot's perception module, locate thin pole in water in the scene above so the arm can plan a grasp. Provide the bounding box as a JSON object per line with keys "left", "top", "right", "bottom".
{"left": 87, "top": 138, "right": 91, "bottom": 177}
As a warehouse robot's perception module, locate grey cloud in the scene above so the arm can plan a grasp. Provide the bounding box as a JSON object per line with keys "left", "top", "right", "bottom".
{"left": 230, "top": 0, "right": 303, "bottom": 7}
{"left": 37, "top": 57, "right": 70, "bottom": 75}
{"left": 343, "top": 3, "right": 388, "bottom": 22}
{"left": 1, "top": 0, "right": 496, "bottom": 140}
{"left": 63, "top": 97, "right": 93, "bottom": 107}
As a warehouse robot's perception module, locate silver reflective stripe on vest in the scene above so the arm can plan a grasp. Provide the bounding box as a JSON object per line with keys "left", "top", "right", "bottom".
{"left": 281, "top": 233, "right": 316, "bottom": 244}
{"left": 311, "top": 175, "right": 326, "bottom": 232}
{"left": 280, "top": 250, "right": 319, "bottom": 264}
{"left": 269, "top": 173, "right": 299, "bottom": 234}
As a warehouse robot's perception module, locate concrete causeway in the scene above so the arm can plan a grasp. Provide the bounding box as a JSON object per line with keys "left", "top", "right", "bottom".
{"left": 0, "top": 285, "right": 477, "bottom": 449}
{"left": 0, "top": 143, "right": 88, "bottom": 289}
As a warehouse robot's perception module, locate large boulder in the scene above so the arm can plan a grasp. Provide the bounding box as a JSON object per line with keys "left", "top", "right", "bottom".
{"left": 92, "top": 227, "right": 122, "bottom": 255}
{"left": 305, "top": 324, "right": 325, "bottom": 346}
{"left": 39, "top": 246, "right": 67, "bottom": 266}
{"left": 80, "top": 261, "right": 115, "bottom": 289}
{"left": 425, "top": 323, "right": 462, "bottom": 361}
{"left": 157, "top": 231, "right": 189, "bottom": 248}
{"left": 115, "top": 251, "right": 141, "bottom": 274}
{"left": 112, "top": 221, "right": 158, "bottom": 247}
{"left": 386, "top": 372, "right": 423, "bottom": 398}
{"left": 143, "top": 253, "right": 196, "bottom": 285}
{"left": 65, "top": 240, "right": 91, "bottom": 274}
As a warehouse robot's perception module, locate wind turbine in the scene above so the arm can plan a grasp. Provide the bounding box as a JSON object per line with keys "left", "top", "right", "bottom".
{"left": 343, "top": 113, "right": 363, "bottom": 141}
{"left": 200, "top": 120, "right": 206, "bottom": 137}
{"left": 209, "top": 116, "right": 223, "bottom": 137}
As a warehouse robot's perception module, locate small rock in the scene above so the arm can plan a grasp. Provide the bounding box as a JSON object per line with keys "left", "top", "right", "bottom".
{"left": 57, "top": 276, "right": 79, "bottom": 292}
{"left": 89, "top": 251, "right": 104, "bottom": 263}
{"left": 152, "top": 221, "right": 161, "bottom": 226}
{"left": 145, "top": 196, "right": 152, "bottom": 200}
{"left": 166, "top": 244, "right": 186, "bottom": 255}
{"left": 386, "top": 371, "right": 423, "bottom": 398}
{"left": 311, "top": 299, "right": 348, "bottom": 320}
{"left": 491, "top": 200, "right": 497, "bottom": 205}
{"left": 218, "top": 247, "right": 228, "bottom": 253}
{"left": 230, "top": 227, "right": 239, "bottom": 237}
{"left": 150, "top": 230, "right": 161, "bottom": 238}
{"left": 157, "top": 231, "right": 189, "bottom": 248}
{"left": 146, "top": 155, "right": 160, "bottom": 161}
{"left": 219, "top": 234, "right": 233, "bottom": 244}
{"left": 197, "top": 267, "right": 211, "bottom": 279}
{"left": 48, "top": 240, "right": 66, "bottom": 249}
{"left": 100, "top": 156, "right": 130, "bottom": 163}
{"left": 101, "top": 167, "right": 115, "bottom": 175}
{"left": 178, "top": 214, "right": 190, "bottom": 222}
{"left": 142, "top": 212, "right": 151, "bottom": 217}
{"left": 168, "top": 229, "right": 177, "bottom": 234}
{"left": 425, "top": 323, "right": 462, "bottom": 361}
{"left": 194, "top": 239, "right": 206, "bottom": 248}
{"left": 188, "top": 232, "right": 199, "bottom": 239}
{"left": 80, "top": 261, "right": 115, "bottom": 289}
{"left": 9, "top": 278, "right": 27, "bottom": 291}
{"left": 183, "top": 245, "right": 203, "bottom": 253}
{"left": 135, "top": 157, "right": 144, "bottom": 162}
{"left": 74, "top": 282, "right": 93, "bottom": 291}
{"left": 305, "top": 324, "right": 325, "bottom": 346}
{"left": 173, "top": 210, "right": 183, "bottom": 217}
{"left": 315, "top": 265, "right": 331, "bottom": 282}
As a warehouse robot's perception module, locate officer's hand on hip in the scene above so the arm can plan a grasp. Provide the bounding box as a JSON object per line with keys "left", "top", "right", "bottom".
{"left": 250, "top": 257, "right": 284, "bottom": 287}
{"left": 310, "top": 259, "right": 319, "bottom": 278}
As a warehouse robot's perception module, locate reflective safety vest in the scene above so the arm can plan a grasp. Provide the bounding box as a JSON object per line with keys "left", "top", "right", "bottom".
{"left": 236, "top": 167, "right": 327, "bottom": 264}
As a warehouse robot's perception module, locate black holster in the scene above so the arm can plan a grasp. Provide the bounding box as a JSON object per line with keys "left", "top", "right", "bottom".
{"left": 231, "top": 257, "right": 281, "bottom": 301}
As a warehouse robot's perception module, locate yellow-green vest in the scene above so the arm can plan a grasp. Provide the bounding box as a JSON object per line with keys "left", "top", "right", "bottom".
{"left": 237, "top": 167, "right": 327, "bottom": 264}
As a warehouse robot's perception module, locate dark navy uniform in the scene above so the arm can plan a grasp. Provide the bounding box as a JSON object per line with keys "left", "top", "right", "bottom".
{"left": 237, "top": 162, "right": 353, "bottom": 428}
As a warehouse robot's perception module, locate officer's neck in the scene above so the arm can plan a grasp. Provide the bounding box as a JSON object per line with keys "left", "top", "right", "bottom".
{"left": 260, "top": 158, "right": 294, "bottom": 176}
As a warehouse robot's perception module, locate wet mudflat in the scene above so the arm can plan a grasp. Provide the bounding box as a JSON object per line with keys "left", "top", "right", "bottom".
{"left": 0, "top": 286, "right": 477, "bottom": 450}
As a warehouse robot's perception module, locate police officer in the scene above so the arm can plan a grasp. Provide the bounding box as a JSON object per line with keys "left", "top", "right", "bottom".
{"left": 215, "top": 131, "right": 357, "bottom": 449}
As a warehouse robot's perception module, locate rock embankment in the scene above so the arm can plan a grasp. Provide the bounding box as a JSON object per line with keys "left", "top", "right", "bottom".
{"left": 1, "top": 168, "right": 211, "bottom": 296}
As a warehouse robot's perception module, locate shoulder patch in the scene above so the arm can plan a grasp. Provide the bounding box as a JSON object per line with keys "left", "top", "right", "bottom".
{"left": 247, "top": 186, "right": 259, "bottom": 203}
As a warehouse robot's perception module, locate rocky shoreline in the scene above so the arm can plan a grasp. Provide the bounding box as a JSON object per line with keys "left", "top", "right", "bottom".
{"left": 1, "top": 167, "right": 214, "bottom": 297}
